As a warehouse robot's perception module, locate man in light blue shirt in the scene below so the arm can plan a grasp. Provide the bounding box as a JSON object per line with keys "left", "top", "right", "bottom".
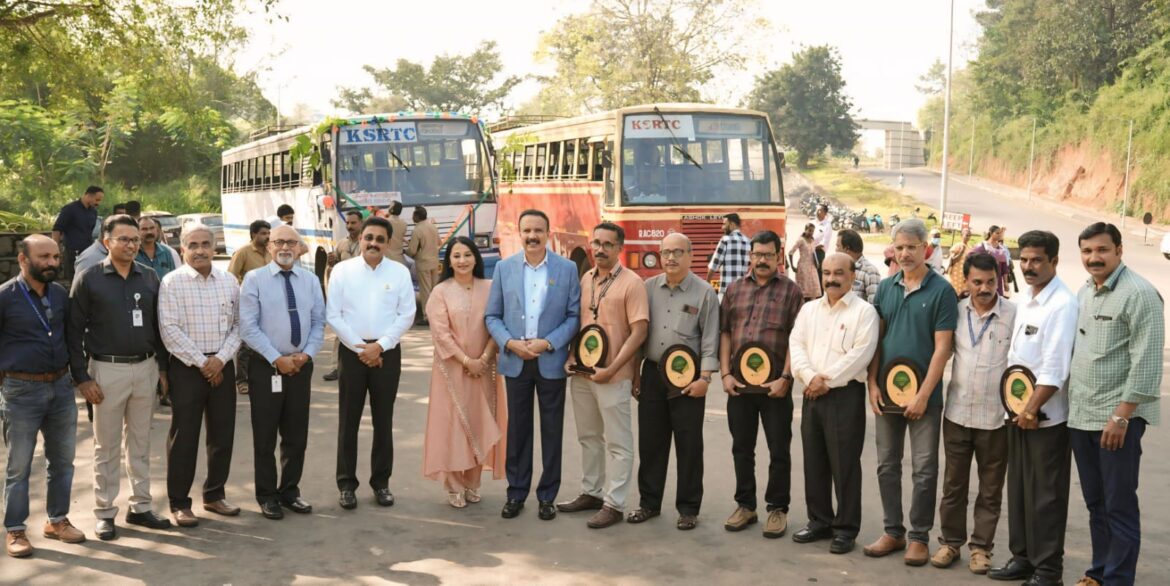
{"left": 486, "top": 209, "right": 581, "bottom": 522}
{"left": 239, "top": 225, "right": 325, "bottom": 520}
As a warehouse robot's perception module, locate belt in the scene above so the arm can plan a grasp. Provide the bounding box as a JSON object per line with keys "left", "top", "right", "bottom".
{"left": 2, "top": 368, "right": 69, "bottom": 383}
{"left": 91, "top": 352, "right": 155, "bottom": 365}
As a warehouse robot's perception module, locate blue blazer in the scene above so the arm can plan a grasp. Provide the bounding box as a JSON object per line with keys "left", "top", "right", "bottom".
{"left": 485, "top": 250, "right": 581, "bottom": 379}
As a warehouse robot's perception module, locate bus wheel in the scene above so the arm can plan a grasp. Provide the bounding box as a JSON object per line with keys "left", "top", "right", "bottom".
{"left": 569, "top": 247, "right": 590, "bottom": 278}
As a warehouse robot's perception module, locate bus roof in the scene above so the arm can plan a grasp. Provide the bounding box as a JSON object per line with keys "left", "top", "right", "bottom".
{"left": 488, "top": 103, "right": 771, "bottom": 141}
{"left": 223, "top": 112, "right": 485, "bottom": 157}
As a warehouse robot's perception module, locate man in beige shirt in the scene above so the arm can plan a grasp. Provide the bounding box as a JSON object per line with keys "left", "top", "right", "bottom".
{"left": 406, "top": 205, "right": 440, "bottom": 324}
{"left": 557, "top": 222, "right": 649, "bottom": 529}
{"left": 384, "top": 201, "right": 408, "bottom": 264}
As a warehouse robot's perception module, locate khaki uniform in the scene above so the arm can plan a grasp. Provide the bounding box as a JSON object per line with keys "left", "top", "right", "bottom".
{"left": 406, "top": 218, "right": 441, "bottom": 313}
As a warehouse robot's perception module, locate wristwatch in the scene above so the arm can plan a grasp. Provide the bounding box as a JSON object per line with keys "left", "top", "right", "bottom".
{"left": 780, "top": 373, "right": 794, "bottom": 382}
{"left": 1022, "top": 411, "right": 1036, "bottom": 422}
{"left": 1111, "top": 414, "right": 1129, "bottom": 427}
{"left": 699, "top": 374, "right": 712, "bottom": 383}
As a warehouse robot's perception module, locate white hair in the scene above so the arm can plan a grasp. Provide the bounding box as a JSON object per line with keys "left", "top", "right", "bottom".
{"left": 180, "top": 223, "right": 214, "bottom": 246}
{"left": 891, "top": 218, "right": 928, "bottom": 243}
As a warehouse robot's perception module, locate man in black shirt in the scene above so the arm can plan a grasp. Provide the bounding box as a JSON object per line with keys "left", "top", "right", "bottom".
{"left": 69, "top": 215, "right": 172, "bottom": 540}
{"left": 1, "top": 235, "right": 85, "bottom": 558}
{"left": 52, "top": 185, "right": 103, "bottom": 280}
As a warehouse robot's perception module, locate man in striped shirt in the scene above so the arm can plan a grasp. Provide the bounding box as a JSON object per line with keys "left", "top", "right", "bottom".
{"left": 707, "top": 213, "right": 751, "bottom": 290}
{"left": 837, "top": 229, "right": 881, "bottom": 303}
{"left": 158, "top": 224, "right": 242, "bottom": 527}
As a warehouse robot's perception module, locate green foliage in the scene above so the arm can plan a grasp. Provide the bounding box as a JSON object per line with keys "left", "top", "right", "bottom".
{"left": 747, "top": 45, "right": 859, "bottom": 168}
{"left": 529, "top": 0, "right": 765, "bottom": 114}
{"left": 336, "top": 41, "right": 520, "bottom": 115}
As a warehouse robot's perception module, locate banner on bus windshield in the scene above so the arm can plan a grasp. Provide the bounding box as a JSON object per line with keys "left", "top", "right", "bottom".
{"left": 338, "top": 122, "right": 418, "bottom": 145}
{"left": 624, "top": 115, "right": 695, "bottom": 139}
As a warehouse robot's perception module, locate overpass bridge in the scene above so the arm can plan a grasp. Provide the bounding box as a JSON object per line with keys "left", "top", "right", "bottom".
{"left": 856, "top": 119, "right": 925, "bottom": 169}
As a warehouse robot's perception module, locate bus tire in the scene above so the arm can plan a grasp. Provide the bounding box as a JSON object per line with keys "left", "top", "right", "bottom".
{"left": 569, "top": 247, "right": 590, "bottom": 278}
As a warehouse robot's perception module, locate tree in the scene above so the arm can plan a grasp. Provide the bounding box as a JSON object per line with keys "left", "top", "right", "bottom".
{"left": 334, "top": 41, "right": 520, "bottom": 115}
{"left": 747, "top": 45, "right": 858, "bottom": 168}
{"left": 916, "top": 58, "right": 947, "bottom": 96}
{"left": 530, "top": 0, "right": 766, "bottom": 114}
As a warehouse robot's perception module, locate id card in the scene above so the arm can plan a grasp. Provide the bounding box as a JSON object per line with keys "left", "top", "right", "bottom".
{"left": 132, "top": 309, "right": 144, "bottom": 327}
{"left": 271, "top": 374, "right": 283, "bottom": 393}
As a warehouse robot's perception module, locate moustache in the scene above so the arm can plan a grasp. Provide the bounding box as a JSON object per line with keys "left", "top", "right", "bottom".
{"left": 1023, "top": 270, "right": 1038, "bottom": 277}
{"left": 755, "top": 263, "right": 771, "bottom": 270}
{"left": 525, "top": 239, "right": 541, "bottom": 246}
{"left": 190, "top": 254, "right": 209, "bottom": 262}
{"left": 365, "top": 244, "right": 381, "bottom": 251}
{"left": 1087, "top": 261, "right": 1106, "bottom": 268}
{"left": 977, "top": 291, "right": 993, "bottom": 297}
{"left": 825, "top": 281, "right": 842, "bottom": 288}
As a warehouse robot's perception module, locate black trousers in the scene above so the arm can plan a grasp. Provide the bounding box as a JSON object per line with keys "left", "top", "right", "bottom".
{"left": 166, "top": 357, "right": 236, "bottom": 510}
{"left": 235, "top": 345, "right": 254, "bottom": 386}
{"left": 727, "top": 391, "right": 793, "bottom": 512}
{"left": 814, "top": 247, "right": 826, "bottom": 296}
{"left": 336, "top": 345, "right": 400, "bottom": 492}
{"left": 801, "top": 380, "right": 866, "bottom": 537}
{"left": 636, "top": 361, "right": 705, "bottom": 516}
{"left": 504, "top": 359, "right": 566, "bottom": 503}
{"left": 249, "top": 358, "right": 313, "bottom": 505}
{"left": 1007, "top": 423, "right": 1071, "bottom": 580}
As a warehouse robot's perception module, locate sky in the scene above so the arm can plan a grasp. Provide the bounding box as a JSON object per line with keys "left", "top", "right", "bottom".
{"left": 235, "top": 0, "right": 986, "bottom": 127}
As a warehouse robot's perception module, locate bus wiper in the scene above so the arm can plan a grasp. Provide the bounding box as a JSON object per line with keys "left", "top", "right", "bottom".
{"left": 388, "top": 149, "right": 411, "bottom": 172}
{"left": 653, "top": 106, "right": 702, "bottom": 170}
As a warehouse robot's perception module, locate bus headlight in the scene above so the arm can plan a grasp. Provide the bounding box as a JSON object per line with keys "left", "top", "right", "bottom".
{"left": 474, "top": 234, "right": 491, "bottom": 249}
{"left": 643, "top": 252, "right": 659, "bottom": 269}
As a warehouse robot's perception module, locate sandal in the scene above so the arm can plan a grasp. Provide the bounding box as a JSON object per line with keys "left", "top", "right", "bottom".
{"left": 447, "top": 492, "right": 467, "bottom": 509}
{"left": 677, "top": 514, "right": 698, "bottom": 530}
{"left": 626, "top": 508, "right": 660, "bottom": 524}
{"left": 463, "top": 488, "right": 481, "bottom": 504}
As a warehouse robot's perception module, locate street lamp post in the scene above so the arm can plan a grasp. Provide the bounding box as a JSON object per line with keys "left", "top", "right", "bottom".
{"left": 968, "top": 116, "right": 975, "bottom": 177}
{"left": 939, "top": 0, "right": 955, "bottom": 217}
{"left": 1121, "top": 118, "right": 1134, "bottom": 230}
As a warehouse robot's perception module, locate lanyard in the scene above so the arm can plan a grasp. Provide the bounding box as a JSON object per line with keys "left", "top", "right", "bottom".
{"left": 966, "top": 305, "right": 994, "bottom": 347}
{"left": 17, "top": 278, "right": 53, "bottom": 337}
{"left": 589, "top": 265, "right": 621, "bottom": 321}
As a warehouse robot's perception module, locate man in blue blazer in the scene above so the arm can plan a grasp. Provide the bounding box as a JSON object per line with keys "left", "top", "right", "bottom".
{"left": 486, "top": 209, "right": 581, "bottom": 521}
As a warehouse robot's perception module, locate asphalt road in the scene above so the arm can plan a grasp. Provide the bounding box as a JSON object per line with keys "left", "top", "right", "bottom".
{"left": 3, "top": 191, "right": 1168, "bottom": 584}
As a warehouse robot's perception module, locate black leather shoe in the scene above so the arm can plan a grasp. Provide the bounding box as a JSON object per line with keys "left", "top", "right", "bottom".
{"left": 339, "top": 490, "right": 357, "bottom": 510}
{"left": 282, "top": 497, "right": 313, "bottom": 514}
{"left": 126, "top": 510, "right": 173, "bottom": 530}
{"left": 988, "top": 558, "right": 1035, "bottom": 581}
{"left": 829, "top": 535, "right": 856, "bottom": 555}
{"left": 322, "top": 369, "right": 339, "bottom": 382}
{"left": 1023, "top": 576, "right": 1062, "bottom": 586}
{"left": 538, "top": 501, "right": 556, "bottom": 521}
{"left": 374, "top": 488, "right": 395, "bottom": 507}
{"left": 95, "top": 519, "right": 117, "bottom": 541}
{"left": 501, "top": 499, "right": 524, "bottom": 519}
{"left": 260, "top": 501, "right": 284, "bottom": 520}
{"left": 792, "top": 525, "right": 833, "bottom": 544}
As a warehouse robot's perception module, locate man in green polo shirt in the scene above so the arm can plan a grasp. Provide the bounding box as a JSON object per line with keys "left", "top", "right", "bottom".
{"left": 1067, "top": 222, "right": 1162, "bottom": 586}
{"left": 863, "top": 218, "right": 958, "bottom": 566}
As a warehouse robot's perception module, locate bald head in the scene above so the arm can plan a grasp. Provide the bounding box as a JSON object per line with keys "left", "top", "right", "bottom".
{"left": 269, "top": 224, "right": 303, "bottom": 269}
{"left": 19, "top": 234, "right": 61, "bottom": 284}
{"left": 660, "top": 233, "right": 693, "bottom": 281}
{"left": 663, "top": 232, "right": 690, "bottom": 251}
{"left": 821, "top": 253, "right": 856, "bottom": 303}
{"left": 823, "top": 253, "right": 855, "bottom": 274}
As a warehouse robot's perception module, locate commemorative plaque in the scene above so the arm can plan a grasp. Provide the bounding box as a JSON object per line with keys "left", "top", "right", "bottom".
{"left": 732, "top": 343, "right": 777, "bottom": 395}
{"left": 880, "top": 358, "right": 923, "bottom": 414}
{"left": 1001, "top": 365, "right": 1046, "bottom": 420}
{"left": 658, "top": 344, "right": 700, "bottom": 399}
{"left": 569, "top": 324, "right": 609, "bottom": 374}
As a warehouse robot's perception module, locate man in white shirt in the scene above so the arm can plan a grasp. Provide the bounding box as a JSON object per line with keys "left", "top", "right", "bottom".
{"left": 326, "top": 216, "right": 415, "bottom": 511}
{"left": 932, "top": 253, "right": 1016, "bottom": 573}
{"left": 989, "top": 230, "right": 1078, "bottom": 585}
{"left": 812, "top": 205, "right": 833, "bottom": 275}
{"left": 789, "top": 253, "right": 879, "bottom": 555}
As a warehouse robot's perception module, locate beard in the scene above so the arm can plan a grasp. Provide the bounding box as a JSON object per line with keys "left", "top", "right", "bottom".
{"left": 276, "top": 251, "right": 296, "bottom": 265}
{"left": 28, "top": 263, "right": 58, "bottom": 283}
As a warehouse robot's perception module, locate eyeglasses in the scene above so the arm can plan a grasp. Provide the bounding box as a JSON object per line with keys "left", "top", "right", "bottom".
{"left": 659, "top": 248, "right": 689, "bottom": 259}
{"left": 749, "top": 252, "right": 778, "bottom": 261}
{"left": 590, "top": 240, "right": 619, "bottom": 251}
{"left": 112, "top": 236, "right": 141, "bottom": 246}
{"left": 272, "top": 239, "right": 299, "bottom": 248}
{"left": 362, "top": 234, "right": 388, "bottom": 244}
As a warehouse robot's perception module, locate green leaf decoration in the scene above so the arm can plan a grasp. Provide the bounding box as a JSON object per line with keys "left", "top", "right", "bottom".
{"left": 584, "top": 335, "right": 599, "bottom": 353}
{"left": 1011, "top": 379, "right": 1027, "bottom": 400}
{"left": 893, "top": 371, "right": 911, "bottom": 391}
{"left": 746, "top": 352, "right": 764, "bottom": 373}
{"left": 671, "top": 355, "right": 689, "bottom": 374}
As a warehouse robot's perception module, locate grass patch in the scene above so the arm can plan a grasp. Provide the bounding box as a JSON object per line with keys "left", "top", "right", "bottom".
{"left": 797, "top": 159, "right": 939, "bottom": 225}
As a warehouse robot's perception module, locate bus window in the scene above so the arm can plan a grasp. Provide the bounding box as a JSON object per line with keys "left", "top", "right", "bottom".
{"left": 428, "top": 143, "right": 442, "bottom": 167}
{"left": 746, "top": 139, "right": 765, "bottom": 181}
{"left": 536, "top": 144, "right": 547, "bottom": 180}
{"left": 728, "top": 138, "right": 744, "bottom": 181}
{"left": 548, "top": 142, "right": 561, "bottom": 179}
{"left": 589, "top": 142, "right": 606, "bottom": 182}
{"left": 523, "top": 145, "right": 535, "bottom": 180}
{"left": 706, "top": 140, "right": 724, "bottom": 164}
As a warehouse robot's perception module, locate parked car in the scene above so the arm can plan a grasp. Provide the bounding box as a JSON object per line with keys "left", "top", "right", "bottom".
{"left": 178, "top": 213, "right": 226, "bottom": 254}
{"left": 142, "top": 211, "right": 182, "bottom": 249}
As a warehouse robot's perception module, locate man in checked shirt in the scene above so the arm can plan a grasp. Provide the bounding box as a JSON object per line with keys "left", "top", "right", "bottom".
{"left": 707, "top": 213, "right": 751, "bottom": 291}
{"left": 158, "top": 224, "right": 243, "bottom": 527}
{"left": 718, "top": 230, "right": 804, "bottom": 539}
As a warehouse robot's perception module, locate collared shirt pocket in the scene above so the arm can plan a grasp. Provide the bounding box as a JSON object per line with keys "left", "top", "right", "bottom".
{"left": 1089, "top": 316, "right": 1124, "bottom": 355}
{"left": 673, "top": 310, "right": 700, "bottom": 340}
{"left": 832, "top": 324, "right": 849, "bottom": 354}
{"left": 1013, "top": 322, "right": 1043, "bottom": 364}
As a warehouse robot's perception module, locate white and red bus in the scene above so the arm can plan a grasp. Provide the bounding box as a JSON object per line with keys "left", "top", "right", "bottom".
{"left": 489, "top": 103, "right": 786, "bottom": 285}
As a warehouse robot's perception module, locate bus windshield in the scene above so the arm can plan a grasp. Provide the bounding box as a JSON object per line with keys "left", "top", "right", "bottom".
{"left": 620, "top": 113, "right": 782, "bottom": 206}
{"left": 335, "top": 120, "right": 492, "bottom": 207}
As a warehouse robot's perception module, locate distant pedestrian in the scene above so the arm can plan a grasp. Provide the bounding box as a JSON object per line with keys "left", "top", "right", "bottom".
{"left": 385, "top": 201, "right": 408, "bottom": 264}
{"left": 707, "top": 213, "right": 751, "bottom": 290}
{"left": 407, "top": 205, "right": 440, "bottom": 324}
{"left": 136, "top": 216, "right": 182, "bottom": 281}
{"left": 52, "top": 185, "right": 103, "bottom": 280}
{"left": 788, "top": 223, "right": 821, "bottom": 300}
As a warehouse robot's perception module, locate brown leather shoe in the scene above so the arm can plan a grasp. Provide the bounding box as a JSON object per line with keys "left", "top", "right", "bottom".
{"left": 6, "top": 531, "right": 32, "bottom": 558}
{"left": 203, "top": 500, "right": 241, "bottom": 516}
{"left": 556, "top": 494, "right": 604, "bottom": 513}
{"left": 763, "top": 510, "right": 788, "bottom": 538}
{"left": 863, "top": 533, "right": 907, "bottom": 557}
{"left": 173, "top": 509, "right": 199, "bottom": 527}
{"left": 904, "top": 541, "right": 929, "bottom": 566}
{"left": 723, "top": 506, "right": 758, "bottom": 532}
{"left": 586, "top": 505, "right": 623, "bottom": 529}
{"left": 43, "top": 518, "right": 86, "bottom": 543}
{"left": 1074, "top": 577, "right": 1101, "bottom": 586}
{"left": 969, "top": 548, "right": 992, "bottom": 574}
{"left": 931, "top": 544, "right": 959, "bottom": 568}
